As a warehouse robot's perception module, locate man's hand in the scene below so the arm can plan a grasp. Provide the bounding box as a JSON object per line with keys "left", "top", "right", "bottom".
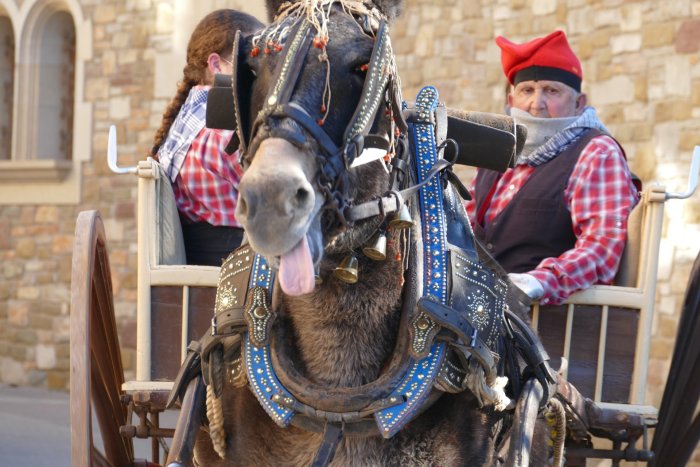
{"left": 508, "top": 273, "right": 544, "bottom": 300}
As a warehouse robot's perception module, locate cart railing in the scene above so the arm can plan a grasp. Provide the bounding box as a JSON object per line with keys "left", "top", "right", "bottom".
{"left": 110, "top": 125, "right": 700, "bottom": 414}
{"left": 532, "top": 146, "right": 700, "bottom": 414}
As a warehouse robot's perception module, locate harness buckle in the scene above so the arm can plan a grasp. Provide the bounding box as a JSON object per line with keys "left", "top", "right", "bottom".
{"left": 469, "top": 327, "right": 478, "bottom": 348}
{"left": 211, "top": 316, "right": 217, "bottom": 336}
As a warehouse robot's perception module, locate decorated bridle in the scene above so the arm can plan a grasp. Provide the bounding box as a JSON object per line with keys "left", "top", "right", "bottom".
{"left": 231, "top": 0, "right": 411, "bottom": 236}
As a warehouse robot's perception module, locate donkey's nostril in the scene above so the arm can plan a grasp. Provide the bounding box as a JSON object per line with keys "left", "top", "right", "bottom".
{"left": 294, "top": 187, "right": 311, "bottom": 207}
{"left": 237, "top": 197, "right": 248, "bottom": 217}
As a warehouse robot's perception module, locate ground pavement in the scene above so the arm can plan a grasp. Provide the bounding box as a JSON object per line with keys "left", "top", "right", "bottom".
{"left": 0, "top": 383, "right": 177, "bottom": 466}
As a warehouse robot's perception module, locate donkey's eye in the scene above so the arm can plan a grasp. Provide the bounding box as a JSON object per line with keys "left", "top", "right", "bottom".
{"left": 354, "top": 63, "right": 369, "bottom": 74}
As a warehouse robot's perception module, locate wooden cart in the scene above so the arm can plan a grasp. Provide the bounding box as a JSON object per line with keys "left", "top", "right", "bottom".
{"left": 69, "top": 131, "right": 700, "bottom": 466}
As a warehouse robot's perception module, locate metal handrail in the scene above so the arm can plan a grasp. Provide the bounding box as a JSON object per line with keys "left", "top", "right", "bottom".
{"left": 107, "top": 125, "right": 138, "bottom": 175}
{"left": 666, "top": 145, "right": 700, "bottom": 200}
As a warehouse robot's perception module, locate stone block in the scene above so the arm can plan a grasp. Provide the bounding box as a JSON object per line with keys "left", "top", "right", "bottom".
{"left": 611, "top": 34, "right": 641, "bottom": 54}
{"left": 0, "top": 357, "right": 28, "bottom": 385}
{"left": 16, "top": 238, "right": 36, "bottom": 259}
{"left": 8, "top": 301, "right": 29, "bottom": 326}
{"left": 94, "top": 4, "right": 117, "bottom": 23}
{"left": 155, "top": 2, "right": 174, "bottom": 34}
{"left": 566, "top": 8, "right": 594, "bottom": 36}
{"left": 35, "top": 344, "right": 56, "bottom": 370}
{"left": 671, "top": 263, "right": 693, "bottom": 294}
{"left": 649, "top": 338, "right": 674, "bottom": 359}
{"left": 655, "top": 100, "right": 692, "bottom": 122}
{"left": 85, "top": 77, "right": 110, "bottom": 100}
{"left": 34, "top": 206, "right": 58, "bottom": 224}
{"left": 665, "top": 56, "right": 692, "bottom": 97}
{"left": 17, "top": 286, "right": 40, "bottom": 300}
{"left": 28, "top": 313, "right": 53, "bottom": 331}
{"left": 3, "top": 262, "right": 23, "bottom": 279}
{"left": 109, "top": 96, "right": 131, "bottom": 120}
{"left": 620, "top": 4, "right": 643, "bottom": 31}
{"left": 0, "top": 223, "right": 9, "bottom": 249}
{"left": 594, "top": 9, "right": 621, "bottom": 28}
{"left": 531, "top": 0, "right": 556, "bottom": 15}
{"left": 676, "top": 19, "right": 700, "bottom": 53}
{"left": 658, "top": 315, "right": 679, "bottom": 338}
{"left": 642, "top": 23, "right": 676, "bottom": 48}
{"left": 51, "top": 235, "right": 74, "bottom": 254}
{"left": 590, "top": 75, "right": 634, "bottom": 106}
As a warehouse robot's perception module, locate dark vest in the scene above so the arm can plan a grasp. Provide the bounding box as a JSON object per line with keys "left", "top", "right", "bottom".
{"left": 473, "top": 129, "right": 610, "bottom": 273}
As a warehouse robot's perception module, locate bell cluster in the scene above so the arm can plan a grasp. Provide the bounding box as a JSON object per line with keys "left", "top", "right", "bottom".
{"left": 332, "top": 204, "right": 414, "bottom": 284}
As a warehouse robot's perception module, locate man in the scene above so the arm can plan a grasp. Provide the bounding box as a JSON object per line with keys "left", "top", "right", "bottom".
{"left": 465, "top": 30, "right": 639, "bottom": 305}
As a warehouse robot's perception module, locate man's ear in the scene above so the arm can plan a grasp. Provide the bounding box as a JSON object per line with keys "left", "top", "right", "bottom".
{"left": 575, "top": 92, "right": 588, "bottom": 115}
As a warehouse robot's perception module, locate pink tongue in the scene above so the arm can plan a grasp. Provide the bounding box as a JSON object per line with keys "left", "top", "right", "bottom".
{"left": 278, "top": 235, "right": 316, "bottom": 296}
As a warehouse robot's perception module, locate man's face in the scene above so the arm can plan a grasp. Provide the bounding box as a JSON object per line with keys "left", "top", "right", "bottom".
{"left": 508, "top": 80, "right": 586, "bottom": 118}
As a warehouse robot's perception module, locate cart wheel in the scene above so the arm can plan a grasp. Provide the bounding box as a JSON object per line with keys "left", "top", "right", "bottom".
{"left": 70, "top": 210, "right": 134, "bottom": 466}
{"left": 651, "top": 250, "right": 700, "bottom": 466}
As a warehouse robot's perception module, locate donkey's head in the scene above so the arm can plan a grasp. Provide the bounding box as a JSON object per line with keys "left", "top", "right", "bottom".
{"left": 234, "top": 0, "right": 405, "bottom": 296}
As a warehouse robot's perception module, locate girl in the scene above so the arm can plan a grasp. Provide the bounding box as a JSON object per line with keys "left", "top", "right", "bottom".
{"left": 150, "top": 9, "right": 263, "bottom": 266}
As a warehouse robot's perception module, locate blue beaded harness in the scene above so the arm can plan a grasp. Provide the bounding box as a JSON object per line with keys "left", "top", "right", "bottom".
{"left": 242, "top": 86, "right": 500, "bottom": 438}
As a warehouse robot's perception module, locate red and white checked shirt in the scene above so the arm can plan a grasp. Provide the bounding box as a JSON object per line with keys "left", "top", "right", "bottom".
{"left": 172, "top": 131, "right": 243, "bottom": 227}
{"left": 465, "top": 135, "right": 639, "bottom": 305}
{"left": 157, "top": 86, "right": 243, "bottom": 227}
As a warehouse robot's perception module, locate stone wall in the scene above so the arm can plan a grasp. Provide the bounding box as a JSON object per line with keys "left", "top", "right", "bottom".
{"left": 0, "top": 0, "right": 699, "bottom": 463}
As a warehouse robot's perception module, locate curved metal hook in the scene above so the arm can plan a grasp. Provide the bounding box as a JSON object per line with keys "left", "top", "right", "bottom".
{"left": 666, "top": 145, "right": 700, "bottom": 200}
{"left": 107, "top": 125, "right": 137, "bottom": 175}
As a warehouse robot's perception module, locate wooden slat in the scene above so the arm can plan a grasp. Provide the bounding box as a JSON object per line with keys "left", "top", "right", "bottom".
{"left": 594, "top": 305, "right": 609, "bottom": 401}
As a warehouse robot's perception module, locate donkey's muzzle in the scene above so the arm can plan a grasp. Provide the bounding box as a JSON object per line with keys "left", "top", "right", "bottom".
{"left": 236, "top": 139, "right": 319, "bottom": 256}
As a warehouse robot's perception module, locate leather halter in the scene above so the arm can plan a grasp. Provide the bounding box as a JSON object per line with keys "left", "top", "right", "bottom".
{"left": 232, "top": 9, "right": 402, "bottom": 230}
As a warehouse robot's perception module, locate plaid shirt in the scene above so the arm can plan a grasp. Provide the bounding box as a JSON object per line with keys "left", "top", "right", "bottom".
{"left": 465, "top": 135, "right": 639, "bottom": 305}
{"left": 157, "top": 86, "right": 242, "bottom": 227}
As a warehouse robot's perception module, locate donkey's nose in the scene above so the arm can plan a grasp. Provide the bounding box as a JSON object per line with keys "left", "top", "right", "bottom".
{"left": 237, "top": 175, "right": 314, "bottom": 224}
{"left": 235, "top": 138, "right": 320, "bottom": 253}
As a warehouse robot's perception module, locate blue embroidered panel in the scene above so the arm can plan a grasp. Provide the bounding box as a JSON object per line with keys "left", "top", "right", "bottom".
{"left": 375, "top": 86, "right": 448, "bottom": 438}
{"left": 243, "top": 254, "right": 296, "bottom": 427}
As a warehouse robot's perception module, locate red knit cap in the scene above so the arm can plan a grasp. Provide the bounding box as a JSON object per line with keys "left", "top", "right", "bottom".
{"left": 496, "top": 30, "right": 582, "bottom": 92}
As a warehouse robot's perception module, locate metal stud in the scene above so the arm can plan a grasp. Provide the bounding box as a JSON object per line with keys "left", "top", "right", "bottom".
{"left": 334, "top": 254, "right": 359, "bottom": 284}
{"left": 362, "top": 231, "right": 387, "bottom": 261}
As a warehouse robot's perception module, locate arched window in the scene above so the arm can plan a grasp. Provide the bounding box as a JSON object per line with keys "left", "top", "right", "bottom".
{"left": 0, "top": 0, "right": 92, "bottom": 203}
{"left": 36, "top": 11, "right": 75, "bottom": 161}
{"left": 0, "top": 16, "right": 13, "bottom": 161}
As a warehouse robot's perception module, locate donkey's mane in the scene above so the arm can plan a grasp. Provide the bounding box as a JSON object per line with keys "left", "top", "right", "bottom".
{"left": 265, "top": 0, "right": 404, "bottom": 23}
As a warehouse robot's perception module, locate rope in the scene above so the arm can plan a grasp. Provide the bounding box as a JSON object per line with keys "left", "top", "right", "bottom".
{"left": 546, "top": 398, "right": 566, "bottom": 467}
{"left": 206, "top": 384, "right": 227, "bottom": 459}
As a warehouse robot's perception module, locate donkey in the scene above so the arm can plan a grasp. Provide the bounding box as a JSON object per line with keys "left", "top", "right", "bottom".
{"left": 168, "top": 1, "right": 553, "bottom": 465}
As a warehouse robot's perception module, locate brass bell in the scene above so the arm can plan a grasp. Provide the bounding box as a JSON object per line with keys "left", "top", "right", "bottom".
{"left": 388, "top": 204, "right": 414, "bottom": 230}
{"left": 362, "top": 231, "right": 387, "bottom": 261}
{"left": 333, "top": 254, "right": 359, "bottom": 283}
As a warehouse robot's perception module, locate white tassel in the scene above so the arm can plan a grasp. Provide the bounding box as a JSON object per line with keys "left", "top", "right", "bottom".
{"left": 465, "top": 360, "right": 512, "bottom": 411}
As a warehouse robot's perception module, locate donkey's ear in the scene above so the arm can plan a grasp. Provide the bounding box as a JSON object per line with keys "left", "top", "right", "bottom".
{"left": 371, "top": 0, "right": 404, "bottom": 21}
{"left": 230, "top": 31, "right": 258, "bottom": 154}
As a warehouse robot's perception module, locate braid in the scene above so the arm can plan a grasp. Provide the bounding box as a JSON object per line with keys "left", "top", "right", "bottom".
{"left": 150, "top": 79, "right": 195, "bottom": 159}
{"left": 149, "top": 9, "right": 264, "bottom": 159}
